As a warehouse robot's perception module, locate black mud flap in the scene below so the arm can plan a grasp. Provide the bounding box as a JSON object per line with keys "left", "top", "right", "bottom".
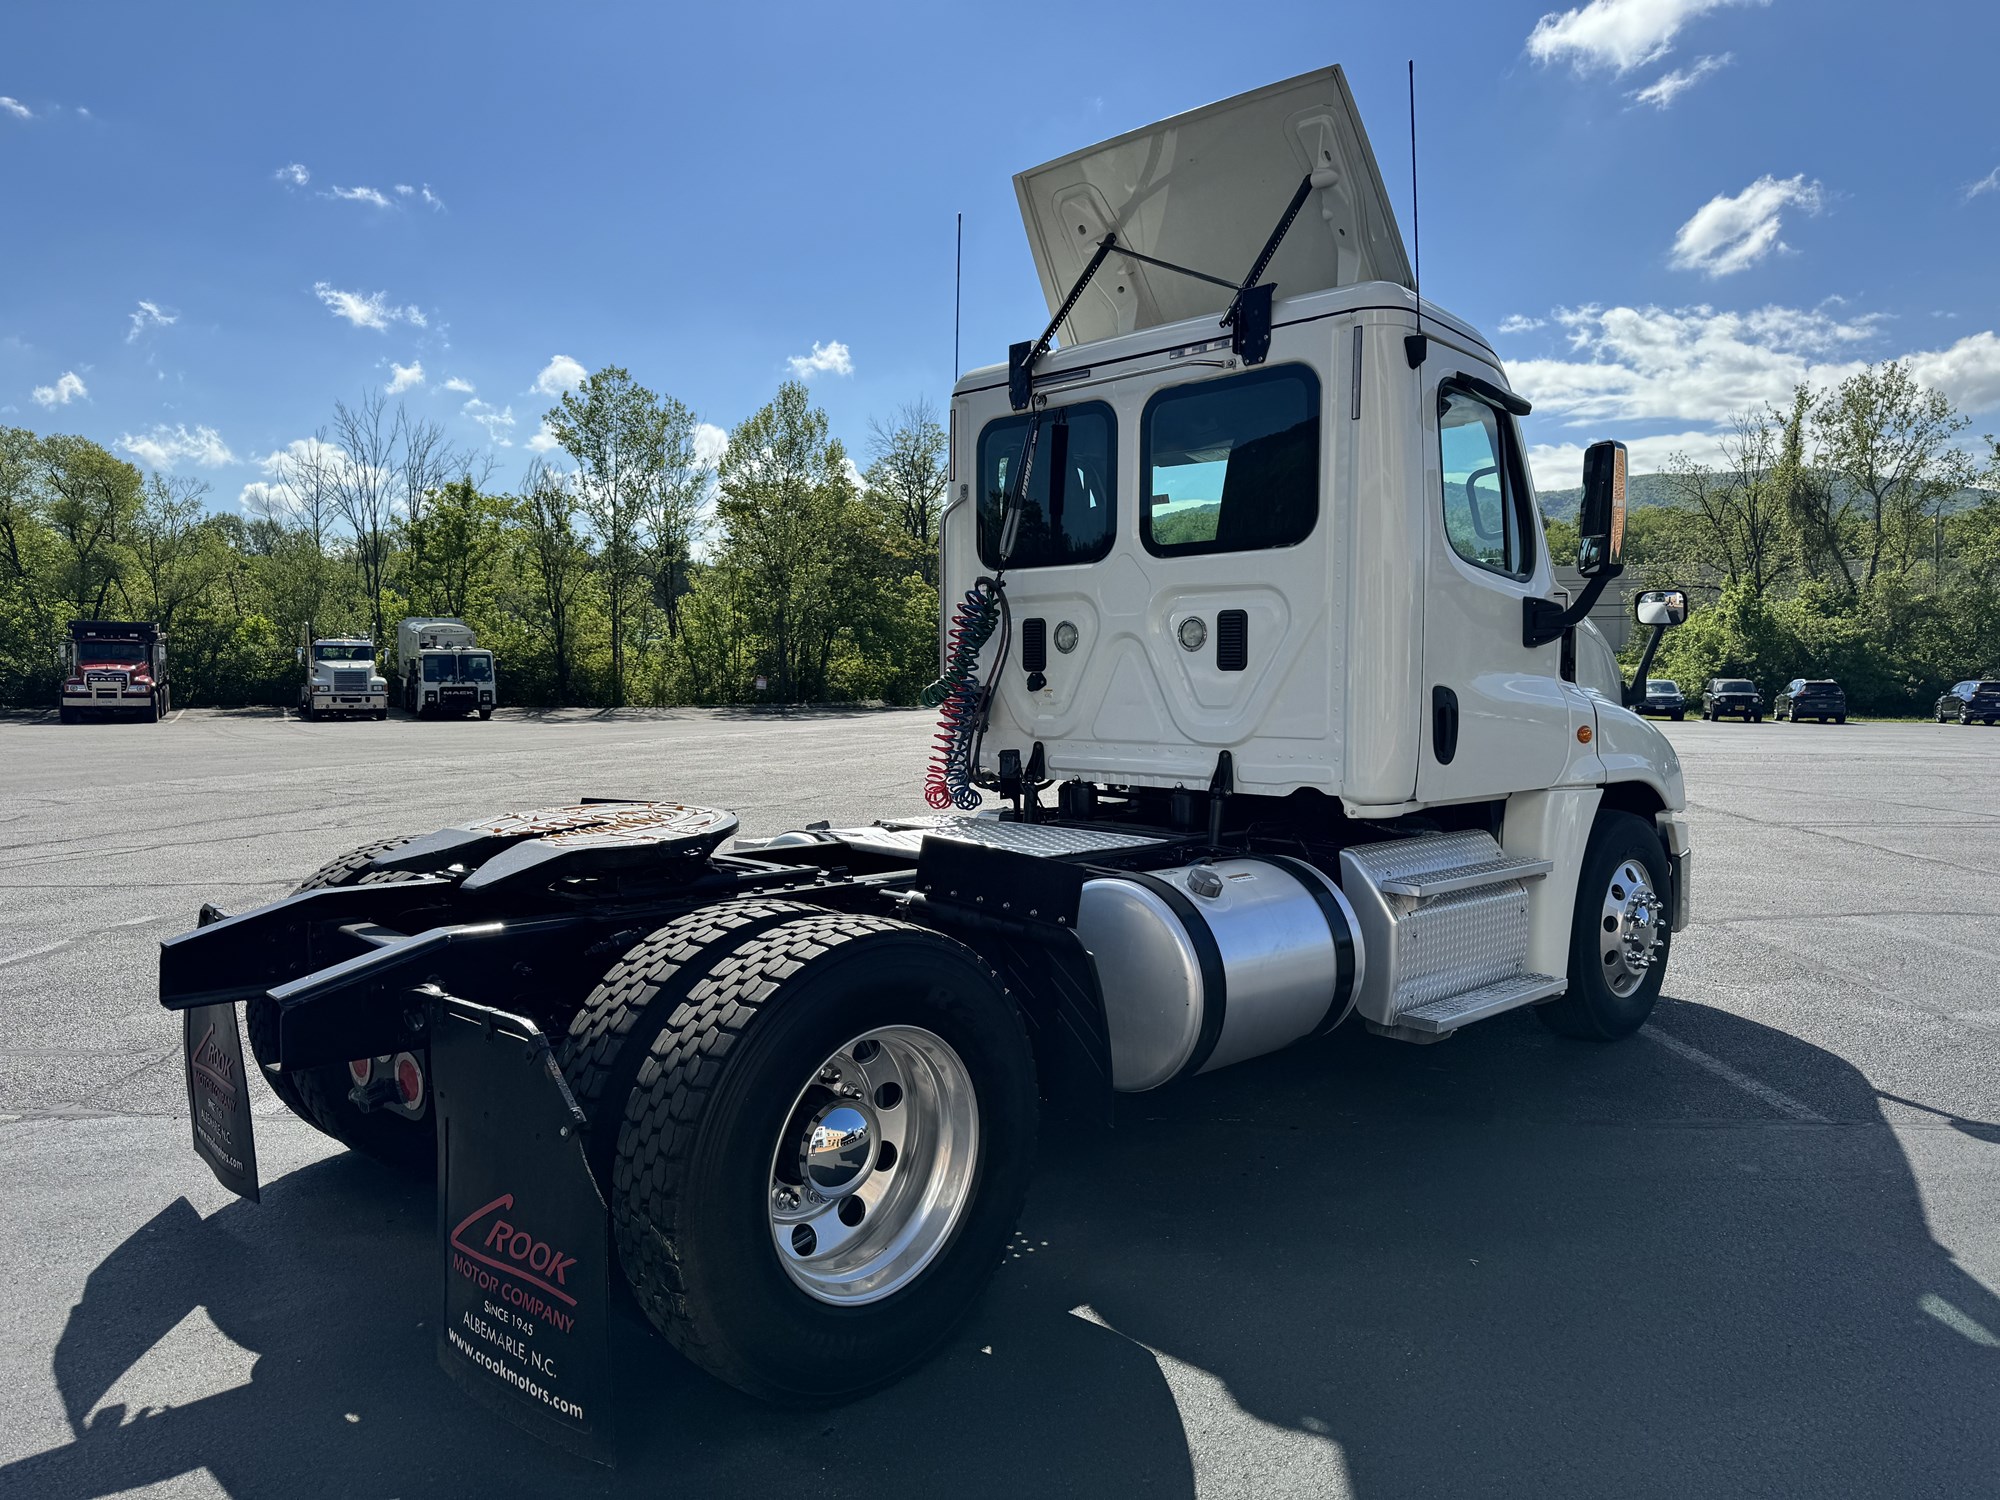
{"left": 182, "top": 1003, "right": 261, "bottom": 1202}
{"left": 432, "top": 998, "right": 616, "bottom": 1466}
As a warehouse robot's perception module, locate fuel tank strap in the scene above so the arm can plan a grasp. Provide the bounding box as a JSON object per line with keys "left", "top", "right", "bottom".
{"left": 1108, "top": 868, "right": 1229, "bottom": 1081}
{"left": 1256, "top": 854, "right": 1360, "bottom": 1037}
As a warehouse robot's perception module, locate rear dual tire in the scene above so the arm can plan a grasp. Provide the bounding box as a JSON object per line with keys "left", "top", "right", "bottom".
{"left": 562, "top": 910, "right": 1037, "bottom": 1405}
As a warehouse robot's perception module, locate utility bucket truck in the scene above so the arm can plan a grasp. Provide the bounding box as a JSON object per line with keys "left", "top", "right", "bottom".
{"left": 397, "top": 616, "right": 497, "bottom": 718}
{"left": 298, "top": 635, "right": 389, "bottom": 720}
{"left": 59, "top": 620, "right": 169, "bottom": 722}
{"left": 158, "top": 67, "right": 1691, "bottom": 1459}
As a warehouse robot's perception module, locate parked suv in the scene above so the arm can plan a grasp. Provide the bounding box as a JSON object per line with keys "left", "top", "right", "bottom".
{"left": 1702, "top": 678, "right": 1763, "bottom": 722}
{"left": 1936, "top": 679, "right": 2000, "bottom": 725}
{"left": 1776, "top": 678, "right": 1846, "bottom": 724}
{"left": 1638, "top": 678, "right": 1686, "bottom": 720}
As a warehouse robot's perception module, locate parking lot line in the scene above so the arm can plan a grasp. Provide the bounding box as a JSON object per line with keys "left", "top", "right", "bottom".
{"left": 1643, "top": 1025, "right": 1831, "bottom": 1123}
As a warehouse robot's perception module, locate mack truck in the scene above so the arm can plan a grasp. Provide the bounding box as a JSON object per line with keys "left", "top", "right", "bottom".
{"left": 397, "top": 616, "right": 498, "bottom": 718}
{"left": 297, "top": 634, "right": 389, "bottom": 720}
{"left": 59, "top": 619, "right": 169, "bottom": 723}
{"left": 159, "top": 68, "right": 1691, "bottom": 1458}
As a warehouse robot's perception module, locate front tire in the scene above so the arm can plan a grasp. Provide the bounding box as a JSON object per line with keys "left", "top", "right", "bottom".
{"left": 612, "top": 914, "right": 1038, "bottom": 1404}
{"left": 1537, "top": 811, "right": 1672, "bottom": 1042}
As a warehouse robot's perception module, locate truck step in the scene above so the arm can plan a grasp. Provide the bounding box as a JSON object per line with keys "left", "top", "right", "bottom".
{"left": 1377, "top": 854, "right": 1553, "bottom": 898}
{"left": 1395, "top": 972, "right": 1566, "bottom": 1034}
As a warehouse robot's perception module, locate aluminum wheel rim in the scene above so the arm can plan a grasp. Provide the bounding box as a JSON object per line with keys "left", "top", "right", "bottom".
{"left": 767, "top": 1024, "right": 978, "bottom": 1305}
{"left": 1600, "top": 859, "right": 1665, "bottom": 998}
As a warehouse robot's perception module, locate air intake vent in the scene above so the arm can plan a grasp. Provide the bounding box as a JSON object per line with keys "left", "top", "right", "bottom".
{"left": 1022, "top": 617, "right": 1047, "bottom": 673}
{"left": 1216, "top": 610, "right": 1248, "bottom": 672}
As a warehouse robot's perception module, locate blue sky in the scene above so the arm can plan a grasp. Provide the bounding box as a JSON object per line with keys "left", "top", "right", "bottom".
{"left": 3, "top": 0, "right": 1997, "bottom": 509}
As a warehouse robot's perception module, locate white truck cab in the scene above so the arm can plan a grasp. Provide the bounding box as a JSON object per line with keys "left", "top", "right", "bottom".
{"left": 939, "top": 66, "right": 1691, "bottom": 1041}
{"left": 396, "top": 616, "right": 497, "bottom": 719}
{"left": 299, "top": 637, "right": 388, "bottom": 721}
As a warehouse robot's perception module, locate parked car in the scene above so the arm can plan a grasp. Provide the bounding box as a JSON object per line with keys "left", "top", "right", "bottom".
{"left": 1775, "top": 678, "right": 1846, "bottom": 724}
{"left": 1638, "top": 678, "right": 1686, "bottom": 720}
{"left": 1701, "top": 678, "right": 1763, "bottom": 722}
{"left": 1935, "top": 679, "right": 2000, "bottom": 725}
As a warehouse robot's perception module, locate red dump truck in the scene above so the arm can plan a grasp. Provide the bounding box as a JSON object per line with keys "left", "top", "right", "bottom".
{"left": 60, "top": 620, "right": 170, "bottom": 723}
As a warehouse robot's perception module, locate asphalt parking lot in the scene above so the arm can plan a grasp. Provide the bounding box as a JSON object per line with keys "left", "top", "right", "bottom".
{"left": 2, "top": 708, "right": 1998, "bottom": 1498}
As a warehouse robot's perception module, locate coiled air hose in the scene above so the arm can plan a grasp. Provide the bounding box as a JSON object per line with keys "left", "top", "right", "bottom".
{"left": 923, "top": 409, "right": 1041, "bottom": 809}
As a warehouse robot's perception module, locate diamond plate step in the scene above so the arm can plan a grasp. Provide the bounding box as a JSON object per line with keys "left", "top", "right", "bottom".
{"left": 1395, "top": 972, "right": 1566, "bottom": 1034}
{"left": 1377, "top": 855, "right": 1553, "bottom": 898}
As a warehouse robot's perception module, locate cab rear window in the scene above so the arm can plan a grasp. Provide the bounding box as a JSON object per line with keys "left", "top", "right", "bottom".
{"left": 1141, "top": 364, "right": 1319, "bottom": 556}
{"left": 976, "top": 402, "right": 1116, "bottom": 569}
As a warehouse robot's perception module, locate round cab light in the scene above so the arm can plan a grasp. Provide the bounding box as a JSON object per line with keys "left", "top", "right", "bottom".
{"left": 1577, "top": 725, "right": 1593, "bottom": 744}
{"left": 1053, "top": 620, "right": 1079, "bottom": 654}
{"left": 1177, "top": 616, "right": 1208, "bottom": 653}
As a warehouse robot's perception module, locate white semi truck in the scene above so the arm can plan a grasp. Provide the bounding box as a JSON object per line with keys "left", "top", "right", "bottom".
{"left": 297, "top": 635, "right": 388, "bottom": 720}
{"left": 161, "top": 68, "right": 1691, "bottom": 1455}
{"left": 396, "top": 616, "right": 497, "bottom": 719}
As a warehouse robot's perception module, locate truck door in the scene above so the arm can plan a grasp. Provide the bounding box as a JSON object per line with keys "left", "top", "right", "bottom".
{"left": 1416, "top": 372, "right": 1570, "bottom": 803}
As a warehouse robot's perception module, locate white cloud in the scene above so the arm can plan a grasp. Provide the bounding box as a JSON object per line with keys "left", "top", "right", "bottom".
{"left": 693, "top": 421, "right": 729, "bottom": 466}
{"left": 395, "top": 183, "right": 414, "bottom": 196}
{"left": 1497, "top": 314, "right": 1548, "bottom": 335}
{"left": 327, "top": 184, "right": 392, "bottom": 208}
{"left": 1510, "top": 302, "right": 1883, "bottom": 427}
{"left": 31, "top": 371, "right": 87, "bottom": 408}
{"left": 1904, "top": 331, "right": 2000, "bottom": 416}
{"left": 525, "top": 421, "right": 561, "bottom": 454}
{"left": 786, "top": 339, "right": 854, "bottom": 379}
{"left": 387, "top": 359, "right": 425, "bottom": 394}
{"left": 419, "top": 183, "right": 443, "bottom": 210}
{"left": 126, "top": 300, "right": 178, "bottom": 343}
{"left": 1528, "top": 430, "right": 1730, "bottom": 491}
{"left": 116, "top": 423, "right": 236, "bottom": 470}
{"left": 1669, "top": 174, "right": 1823, "bottom": 277}
{"left": 1527, "top": 0, "right": 1763, "bottom": 72}
{"left": 312, "top": 282, "right": 427, "bottom": 331}
{"left": 1964, "top": 166, "right": 2000, "bottom": 203}
{"left": 442, "top": 375, "right": 475, "bottom": 393}
{"left": 1631, "top": 52, "right": 1732, "bottom": 108}
{"left": 274, "top": 162, "right": 310, "bottom": 187}
{"left": 532, "top": 354, "right": 588, "bottom": 397}
{"left": 463, "top": 398, "right": 516, "bottom": 447}
{"left": 0, "top": 97, "right": 32, "bottom": 120}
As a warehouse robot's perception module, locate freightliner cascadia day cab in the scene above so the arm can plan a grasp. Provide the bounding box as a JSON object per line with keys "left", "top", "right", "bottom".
{"left": 158, "top": 68, "right": 1691, "bottom": 1457}
{"left": 396, "top": 616, "right": 498, "bottom": 719}
{"left": 297, "top": 635, "right": 389, "bottom": 720}
{"left": 59, "top": 620, "right": 169, "bottom": 723}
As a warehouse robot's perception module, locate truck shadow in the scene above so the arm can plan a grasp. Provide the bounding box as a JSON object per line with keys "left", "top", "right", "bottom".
{"left": 8, "top": 1001, "right": 1998, "bottom": 1498}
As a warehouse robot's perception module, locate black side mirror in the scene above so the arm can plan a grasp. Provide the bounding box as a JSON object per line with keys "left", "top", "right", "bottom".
{"left": 1635, "top": 588, "right": 1687, "bottom": 628}
{"left": 1577, "top": 439, "right": 1628, "bottom": 577}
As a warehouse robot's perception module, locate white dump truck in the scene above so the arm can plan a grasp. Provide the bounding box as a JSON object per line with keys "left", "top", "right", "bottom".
{"left": 161, "top": 67, "right": 1690, "bottom": 1458}
{"left": 297, "top": 635, "right": 388, "bottom": 720}
{"left": 396, "top": 616, "right": 497, "bottom": 719}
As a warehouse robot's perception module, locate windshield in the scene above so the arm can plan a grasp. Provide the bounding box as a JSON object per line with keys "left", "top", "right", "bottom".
{"left": 1647, "top": 679, "right": 1678, "bottom": 691}
{"left": 424, "top": 652, "right": 492, "bottom": 682}
{"left": 78, "top": 640, "right": 147, "bottom": 663}
{"left": 1715, "top": 679, "right": 1755, "bottom": 693}
{"left": 314, "top": 644, "right": 372, "bottom": 662}
{"left": 1801, "top": 680, "right": 1839, "bottom": 690}
{"left": 1979, "top": 681, "right": 2000, "bottom": 693}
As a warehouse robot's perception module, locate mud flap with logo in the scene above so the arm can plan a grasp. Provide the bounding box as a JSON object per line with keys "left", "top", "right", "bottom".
{"left": 182, "top": 1003, "right": 261, "bottom": 1202}
{"left": 432, "top": 997, "right": 615, "bottom": 1466}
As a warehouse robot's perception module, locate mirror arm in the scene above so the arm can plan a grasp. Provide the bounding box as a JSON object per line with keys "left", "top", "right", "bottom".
{"left": 1622, "top": 622, "right": 1668, "bottom": 710}
{"left": 1523, "top": 562, "right": 1622, "bottom": 648}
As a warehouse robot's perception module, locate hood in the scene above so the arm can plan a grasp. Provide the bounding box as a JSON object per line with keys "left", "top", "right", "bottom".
{"left": 1014, "top": 65, "right": 1411, "bottom": 349}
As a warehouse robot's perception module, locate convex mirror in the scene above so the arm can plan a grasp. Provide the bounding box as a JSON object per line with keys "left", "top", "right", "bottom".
{"left": 1636, "top": 588, "right": 1688, "bottom": 628}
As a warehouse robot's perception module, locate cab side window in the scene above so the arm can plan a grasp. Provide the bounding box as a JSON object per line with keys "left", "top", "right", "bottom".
{"left": 1438, "top": 386, "right": 1533, "bottom": 580}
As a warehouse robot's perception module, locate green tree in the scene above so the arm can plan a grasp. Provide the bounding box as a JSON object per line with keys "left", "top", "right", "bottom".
{"left": 863, "top": 400, "right": 949, "bottom": 585}
{"left": 546, "top": 367, "right": 683, "bottom": 705}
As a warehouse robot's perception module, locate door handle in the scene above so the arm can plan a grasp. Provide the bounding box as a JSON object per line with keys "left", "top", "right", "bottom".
{"left": 1432, "top": 686, "right": 1459, "bottom": 766}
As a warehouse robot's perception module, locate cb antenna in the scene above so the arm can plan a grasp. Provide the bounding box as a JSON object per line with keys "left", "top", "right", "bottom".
{"left": 954, "top": 212, "right": 963, "bottom": 381}
{"left": 1405, "top": 59, "right": 1428, "bottom": 369}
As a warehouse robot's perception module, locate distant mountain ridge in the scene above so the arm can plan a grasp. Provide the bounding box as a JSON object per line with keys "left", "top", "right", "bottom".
{"left": 1536, "top": 473, "right": 1995, "bottom": 522}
